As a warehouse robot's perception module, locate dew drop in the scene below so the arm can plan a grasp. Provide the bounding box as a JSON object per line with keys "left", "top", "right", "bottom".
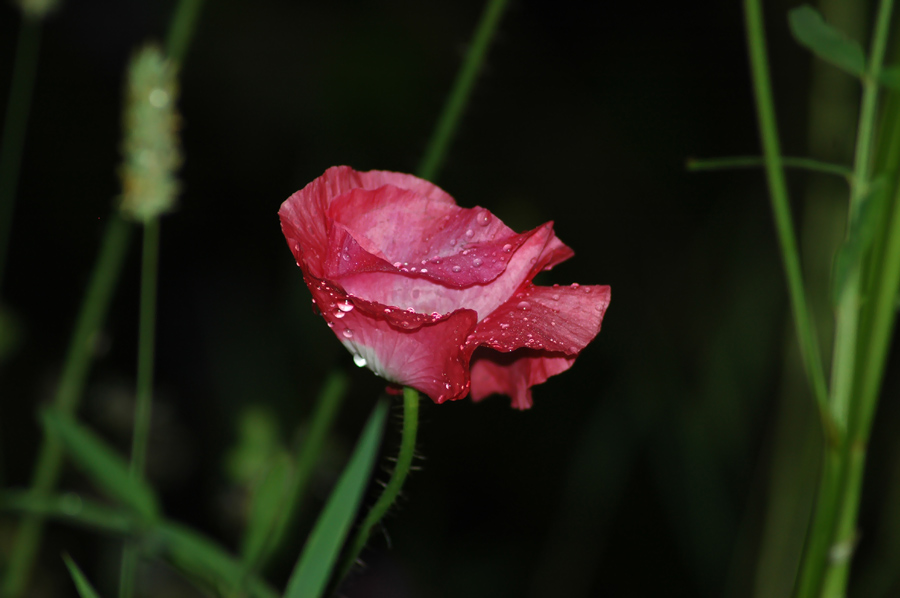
{"left": 569, "top": 345, "right": 578, "bottom": 353}
{"left": 342, "top": 329, "right": 353, "bottom": 339}
{"left": 517, "top": 301, "right": 531, "bottom": 311}
{"left": 333, "top": 309, "right": 346, "bottom": 319}
{"left": 421, "top": 268, "right": 428, "bottom": 273}
{"left": 444, "top": 382, "right": 452, "bottom": 390}
{"left": 551, "top": 294, "right": 560, "bottom": 301}
{"left": 477, "top": 210, "right": 491, "bottom": 226}
{"left": 401, "top": 321, "right": 410, "bottom": 328}
{"left": 452, "top": 265, "right": 462, "bottom": 273}
{"left": 502, "top": 243, "right": 512, "bottom": 252}
{"left": 327, "top": 321, "right": 334, "bottom": 328}
{"left": 465, "top": 229, "right": 475, "bottom": 238}
{"left": 393, "top": 262, "right": 402, "bottom": 268}
{"left": 337, "top": 301, "right": 354, "bottom": 312}
{"left": 342, "top": 253, "right": 350, "bottom": 261}
{"left": 570, "top": 283, "right": 580, "bottom": 289}
{"left": 583, "top": 286, "right": 592, "bottom": 293}
{"left": 500, "top": 323, "right": 510, "bottom": 330}
{"left": 353, "top": 354, "right": 367, "bottom": 367}
{"left": 432, "top": 257, "right": 443, "bottom": 264}
{"left": 473, "top": 258, "right": 483, "bottom": 267}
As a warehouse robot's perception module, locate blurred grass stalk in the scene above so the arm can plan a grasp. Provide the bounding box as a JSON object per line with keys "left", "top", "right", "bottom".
{"left": 0, "top": 2, "right": 48, "bottom": 296}
{"left": 3, "top": 1, "right": 202, "bottom": 594}
{"left": 742, "top": 0, "right": 900, "bottom": 596}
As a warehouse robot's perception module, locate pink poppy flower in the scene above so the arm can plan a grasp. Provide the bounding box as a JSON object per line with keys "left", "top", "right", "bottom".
{"left": 279, "top": 166, "right": 610, "bottom": 409}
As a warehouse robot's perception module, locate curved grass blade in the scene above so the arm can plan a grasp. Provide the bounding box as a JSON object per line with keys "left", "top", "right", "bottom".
{"left": 40, "top": 410, "right": 158, "bottom": 521}
{"left": 283, "top": 399, "right": 388, "bottom": 598}
{"left": 62, "top": 554, "right": 103, "bottom": 598}
{"left": 788, "top": 5, "right": 865, "bottom": 76}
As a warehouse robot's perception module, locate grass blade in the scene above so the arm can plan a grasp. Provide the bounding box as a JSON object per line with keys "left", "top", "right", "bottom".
{"left": 283, "top": 399, "right": 388, "bottom": 598}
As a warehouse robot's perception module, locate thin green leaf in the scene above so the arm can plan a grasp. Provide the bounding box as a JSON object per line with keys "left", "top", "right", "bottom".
{"left": 240, "top": 451, "right": 293, "bottom": 568}
{"left": 832, "top": 181, "right": 888, "bottom": 306}
{"left": 41, "top": 410, "right": 158, "bottom": 521}
{"left": 153, "top": 521, "right": 280, "bottom": 598}
{"left": 788, "top": 5, "right": 866, "bottom": 76}
{"left": 284, "top": 400, "right": 388, "bottom": 598}
{"left": 62, "top": 554, "right": 103, "bottom": 598}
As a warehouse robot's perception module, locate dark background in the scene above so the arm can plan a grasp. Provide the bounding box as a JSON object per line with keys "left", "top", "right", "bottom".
{"left": 2, "top": 1, "right": 899, "bottom": 597}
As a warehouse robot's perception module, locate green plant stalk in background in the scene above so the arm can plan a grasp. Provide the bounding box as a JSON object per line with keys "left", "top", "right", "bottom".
{"left": 741, "top": 0, "right": 831, "bottom": 429}
{"left": 416, "top": 0, "right": 510, "bottom": 183}
{"left": 743, "top": 0, "right": 900, "bottom": 596}
{"left": 118, "top": 218, "right": 161, "bottom": 598}
{"left": 1, "top": 216, "right": 132, "bottom": 598}
{"left": 0, "top": 15, "right": 42, "bottom": 294}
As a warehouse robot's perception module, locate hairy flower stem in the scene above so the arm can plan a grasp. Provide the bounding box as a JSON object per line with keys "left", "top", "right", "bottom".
{"left": 1, "top": 217, "right": 132, "bottom": 598}
{"left": 416, "top": 0, "right": 509, "bottom": 182}
{"left": 333, "top": 387, "right": 419, "bottom": 590}
{"left": 0, "top": 16, "right": 41, "bottom": 296}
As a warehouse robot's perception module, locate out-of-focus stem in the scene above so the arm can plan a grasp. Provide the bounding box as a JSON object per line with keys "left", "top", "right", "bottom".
{"left": 0, "top": 17, "right": 42, "bottom": 295}
{"left": 416, "top": 0, "right": 509, "bottom": 182}
{"left": 742, "top": 0, "right": 831, "bottom": 425}
{"left": 2, "top": 216, "right": 132, "bottom": 598}
{"left": 118, "top": 219, "right": 160, "bottom": 598}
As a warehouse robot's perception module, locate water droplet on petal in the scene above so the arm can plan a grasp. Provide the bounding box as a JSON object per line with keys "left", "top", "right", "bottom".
{"left": 570, "top": 283, "right": 580, "bottom": 289}
{"left": 452, "top": 265, "right": 462, "bottom": 273}
{"left": 343, "top": 329, "right": 353, "bottom": 339}
{"left": 444, "top": 382, "right": 452, "bottom": 390}
{"left": 333, "top": 309, "right": 346, "bottom": 319}
{"left": 569, "top": 345, "right": 578, "bottom": 353}
{"left": 500, "top": 323, "right": 510, "bottom": 330}
{"left": 517, "top": 301, "right": 531, "bottom": 311}
{"left": 353, "top": 354, "right": 367, "bottom": 367}
{"left": 337, "top": 301, "right": 354, "bottom": 312}
{"left": 583, "top": 286, "right": 592, "bottom": 293}
{"left": 393, "top": 262, "right": 402, "bottom": 268}
{"left": 327, "top": 321, "right": 334, "bottom": 328}
{"left": 342, "top": 253, "right": 350, "bottom": 261}
{"left": 477, "top": 210, "right": 491, "bottom": 226}
{"left": 551, "top": 294, "right": 560, "bottom": 301}
{"left": 465, "top": 229, "right": 475, "bottom": 238}
{"left": 420, "top": 268, "right": 428, "bottom": 273}
{"left": 473, "top": 258, "right": 483, "bottom": 267}
{"left": 502, "top": 243, "right": 512, "bottom": 252}
{"left": 401, "top": 321, "right": 410, "bottom": 328}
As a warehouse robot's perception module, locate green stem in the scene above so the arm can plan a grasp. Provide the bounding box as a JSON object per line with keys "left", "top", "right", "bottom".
{"left": 333, "top": 387, "right": 419, "bottom": 589}
{"left": 165, "top": 0, "right": 205, "bottom": 64}
{"left": 1, "top": 217, "right": 132, "bottom": 598}
{"left": 796, "top": 1, "right": 896, "bottom": 597}
{"left": 686, "top": 156, "right": 853, "bottom": 180}
{"left": 242, "top": 371, "right": 349, "bottom": 576}
{"left": 829, "top": 0, "right": 894, "bottom": 430}
{"left": 742, "top": 0, "right": 831, "bottom": 420}
{"left": 0, "top": 17, "right": 42, "bottom": 295}
{"left": 129, "top": 219, "right": 160, "bottom": 479}
{"left": 416, "top": 0, "right": 509, "bottom": 182}
{"left": 119, "top": 219, "right": 160, "bottom": 598}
